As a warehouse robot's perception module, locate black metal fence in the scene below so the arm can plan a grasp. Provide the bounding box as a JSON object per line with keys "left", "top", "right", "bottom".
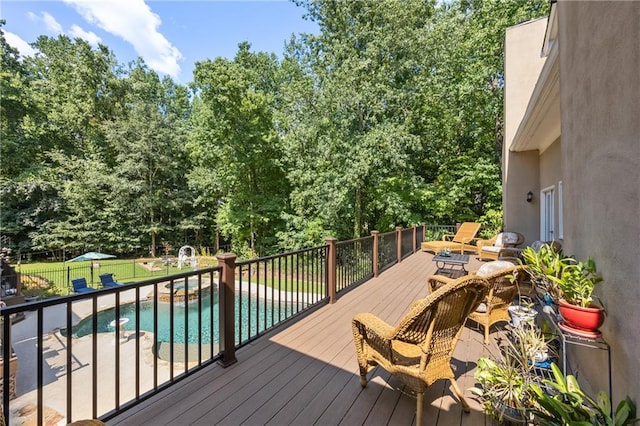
{"left": 377, "top": 230, "right": 398, "bottom": 273}
{"left": 1, "top": 268, "right": 223, "bottom": 423}
{"left": 424, "top": 224, "right": 458, "bottom": 241}
{"left": 13, "top": 260, "right": 178, "bottom": 296}
{"left": 335, "top": 236, "right": 374, "bottom": 293}
{"left": 400, "top": 228, "right": 414, "bottom": 260}
{"left": 234, "top": 245, "right": 328, "bottom": 346}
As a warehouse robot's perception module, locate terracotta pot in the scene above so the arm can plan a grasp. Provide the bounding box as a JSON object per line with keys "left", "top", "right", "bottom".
{"left": 558, "top": 299, "right": 605, "bottom": 332}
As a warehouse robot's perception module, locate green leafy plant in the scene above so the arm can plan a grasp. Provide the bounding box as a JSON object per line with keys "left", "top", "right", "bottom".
{"left": 471, "top": 324, "right": 555, "bottom": 423}
{"left": 530, "top": 363, "right": 638, "bottom": 426}
{"left": 471, "top": 356, "right": 530, "bottom": 422}
{"left": 521, "top": 243, "right": 566, "bottom": 300}
{"left": 548, "top": 257, "right": 603, "bottom": 308}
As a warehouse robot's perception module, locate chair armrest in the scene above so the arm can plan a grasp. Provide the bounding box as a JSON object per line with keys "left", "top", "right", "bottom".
{"left": 442, "top": 234, "right": 454, "bottom": 241}
{"left": 427, "top": 275, "right": 456, "bottom": 293}
{"left": 352, "top": 313, "right": 396, "bottom": 357}
{"left": 352, "top": 313, "right": 395, "bottom": 340}
{"left": 476, "top": 239, "right": 491, "bottom": 250}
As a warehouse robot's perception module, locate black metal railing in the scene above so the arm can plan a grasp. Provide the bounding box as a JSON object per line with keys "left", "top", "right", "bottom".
{"left": 1, "top": 268, "right": 222, "bottom": 424}
{"left": 335, "top": 237, "right": 374, "bottom": 293}
{"left": 400, "top": 228, "right": 414, "bottom": 260}
{"left": 1, "top": 224, "right": 429, "bottom": 424}
{"left": 424, "top": 224, "right": 457, "bottom": 241}
{"left": 234, "top": 245, "right": 328, "bottom": 347}
{"left": 415, "top": 225, "right": 425, "bottom": 249}
{"left": 377, "top": 231, "right": 397, "bottom": 273}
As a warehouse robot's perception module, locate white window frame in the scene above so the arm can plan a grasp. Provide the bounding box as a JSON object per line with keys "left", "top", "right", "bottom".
{"left": 558, "top": 181, "right": 563, "bottom": 240}
{"left": 540, "top": 185, "right": 555, "bottom": 241}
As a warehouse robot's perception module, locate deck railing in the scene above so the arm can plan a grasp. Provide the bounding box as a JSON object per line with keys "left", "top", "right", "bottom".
{"left": 334, "top": 236, "right": 374, "bottom": 293}
{"left": 1, "top": 225, "right": 428, "bottom": 424}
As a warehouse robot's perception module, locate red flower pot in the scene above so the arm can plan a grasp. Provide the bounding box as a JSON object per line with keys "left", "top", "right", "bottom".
{"left": 558, "top": 299, "right": 605, "bottom": 333}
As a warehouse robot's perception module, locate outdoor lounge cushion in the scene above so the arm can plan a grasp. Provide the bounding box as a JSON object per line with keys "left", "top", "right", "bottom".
{"left": 473, "top": 260, "right": 515, "bottom": 313}
{"left": 476, "top": 260, "right": 516, "bottom": 277}
{"left": 71, "top": 277, "right": 95, "bottom": 293}
{"left": 478, "top": 232, "right": 524, "bottom": 260}
{"left": 99, "top": 273, "right": 122, "bottom": 288}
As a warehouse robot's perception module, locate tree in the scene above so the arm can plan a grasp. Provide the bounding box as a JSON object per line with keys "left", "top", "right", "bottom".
{"left": 189, "top": 42, "right": 288, "bottom": 256}
{"left": 282, "top": 0, "right": 436, "bottom": 240}
{"left": 103, "top": 62, "right": 191, "bottom": 256}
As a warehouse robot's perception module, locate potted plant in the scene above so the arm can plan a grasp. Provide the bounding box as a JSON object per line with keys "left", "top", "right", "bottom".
{"left": 471, "top": 324, "right": 554, "bottom": 424}
{"left": 521, "top": 243, "right": 566, "bottom": 302}
{"left": 506, "top": 269, "right": 539, "bottom": 328}
{"left": 530, "top": 363, "right": 638, "bottom": 425}
{"left": 547, "top": 257, "right": 605, "bottom": 336}
{"left": 471, "top": 356, "right": 531, "bottom": 424}
{"left": 508, "top": 297, "right": 538, "bottom": 328}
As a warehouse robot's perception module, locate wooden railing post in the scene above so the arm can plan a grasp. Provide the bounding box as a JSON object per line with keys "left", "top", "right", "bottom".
{"left": 216, "top": 253, "right": 237, "bottom": 367}
{"left": 396, "top": 226, "right": 403, "bottom": 263}
{"left": 371, "top": 231, "right": 379, "bottom": 277}
{"left": 325, "top": 238, "right": 337, "bottom": 304}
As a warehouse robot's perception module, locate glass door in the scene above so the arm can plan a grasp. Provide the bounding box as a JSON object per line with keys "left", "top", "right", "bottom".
{"left": 540, "top": 186, "right": 555, "bottom": 241}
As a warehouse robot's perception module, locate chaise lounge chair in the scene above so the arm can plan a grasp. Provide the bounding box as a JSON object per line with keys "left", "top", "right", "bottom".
{"left": 352, "top": 275, "right": 488, "bottom": 425}
{"left": 71, "top": 277, "right": 95, "bottom": 294}
{"left": 421, "top": 222, "right": 481, "bottom": 254}
{"left": 99, "top": 273, "right": 122, "bottom": 288}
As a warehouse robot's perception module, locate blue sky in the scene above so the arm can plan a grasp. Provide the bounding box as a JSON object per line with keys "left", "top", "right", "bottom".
{"left": 1, "top": 0, "right": 319, "bottom": 83}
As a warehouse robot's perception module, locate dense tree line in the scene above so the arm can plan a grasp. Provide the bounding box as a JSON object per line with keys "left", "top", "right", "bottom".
{"left": 0, "top": 0, "right": 548, "bottom": 258}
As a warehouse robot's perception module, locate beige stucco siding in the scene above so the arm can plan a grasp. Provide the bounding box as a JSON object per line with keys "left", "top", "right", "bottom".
{"left": 539, "top": 138, "right": 562, "bottom": 241}
{"left": 503, "top": 18, "right": 548, "bottom": 242}
{"left": 503, "top": 17, "right": 548, "bottom": 148}
{"left": 559, "top": 0, "right": 640, "bottom": 403}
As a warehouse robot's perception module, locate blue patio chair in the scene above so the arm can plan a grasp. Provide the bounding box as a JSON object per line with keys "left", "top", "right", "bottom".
{"left": 71, "top": 277, "right": 95, "bottom": 294}
{"left": 99, "top": 273, "right": 122, "bottom": 288}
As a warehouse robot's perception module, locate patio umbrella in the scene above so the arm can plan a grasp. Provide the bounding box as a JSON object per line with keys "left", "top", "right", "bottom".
{"left": 65, "top": 252, "right": 116, "bottom": 285}
{"left": 65, "top": 252, "right": 116, "bottom": 263}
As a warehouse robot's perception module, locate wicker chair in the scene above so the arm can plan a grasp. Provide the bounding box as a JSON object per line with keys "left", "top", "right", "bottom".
{"left": 429, "top": 261, "right": 524, "bottom": 345}
{"left": 476, "top": 231, "right": 524, "bottom": 261}
{"left": 420, "top": 222, "right": 481, "bottom": 254}
{"left": 352, "top": 275, "right": 488, "bottom": 425}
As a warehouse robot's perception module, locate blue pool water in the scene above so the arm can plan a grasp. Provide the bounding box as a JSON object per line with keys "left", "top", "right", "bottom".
{"left": 69, "top": 288, "right": 298, "bottom": 344}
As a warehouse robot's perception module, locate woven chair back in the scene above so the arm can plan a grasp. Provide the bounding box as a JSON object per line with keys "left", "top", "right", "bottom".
{"left": 393, "top": 276, "right": 488, "bottom": 352}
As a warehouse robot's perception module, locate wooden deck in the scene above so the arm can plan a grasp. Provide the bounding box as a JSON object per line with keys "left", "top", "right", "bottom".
{"left": 109, "top": 251, "right": 498, "bottom": 426}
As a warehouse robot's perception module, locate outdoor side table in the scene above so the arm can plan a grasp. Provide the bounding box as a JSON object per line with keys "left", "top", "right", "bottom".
{"left": 432, "top": 253, "right": 470, "bottom": 277}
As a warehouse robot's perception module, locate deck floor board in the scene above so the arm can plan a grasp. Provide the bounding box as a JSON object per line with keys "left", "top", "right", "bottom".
{"left": 109, "top": 250, "right": 502, "bottom": 426}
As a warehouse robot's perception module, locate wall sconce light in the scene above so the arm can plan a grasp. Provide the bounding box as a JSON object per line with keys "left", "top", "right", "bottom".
{"left": 526, "top": 191, "right": 534, "bottom": 203}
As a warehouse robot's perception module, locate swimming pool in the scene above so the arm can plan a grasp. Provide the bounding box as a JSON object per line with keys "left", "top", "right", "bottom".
{"left": 68, "top": 288, "right": 299, "bottom": 345}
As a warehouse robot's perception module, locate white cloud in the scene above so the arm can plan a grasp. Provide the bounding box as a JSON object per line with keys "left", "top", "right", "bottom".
{"left": 27, "top": 11, "right": 64, "bottom": 35}
{"left": 63, "top": 0, "right": 182, "bottom": 78}
{"left": 3, "top": 31, "right": 38, "bottom": 58}
{"left": 41, "top": 12, "right": 64, "bottom": 34}
{"left": 69, "top": 24, "right": 102, "bottom": 47}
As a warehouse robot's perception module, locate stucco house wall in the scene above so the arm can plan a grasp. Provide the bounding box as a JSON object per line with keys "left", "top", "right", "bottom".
{"left": 558, "top": 0, "right": 640, "bottom": 402}
{"left": 505, "top": 0, "right": 640, "bottom": 404}
{"left": 503, "top": 18, "right": 547, "bottom": 243}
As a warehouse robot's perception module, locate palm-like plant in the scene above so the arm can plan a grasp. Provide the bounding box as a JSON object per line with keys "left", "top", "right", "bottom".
{"left": 530, "top": 363, "right": 638, "bottom": 426}
{"left": 521, "top": 244, "right": 566, "bottom": 300}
